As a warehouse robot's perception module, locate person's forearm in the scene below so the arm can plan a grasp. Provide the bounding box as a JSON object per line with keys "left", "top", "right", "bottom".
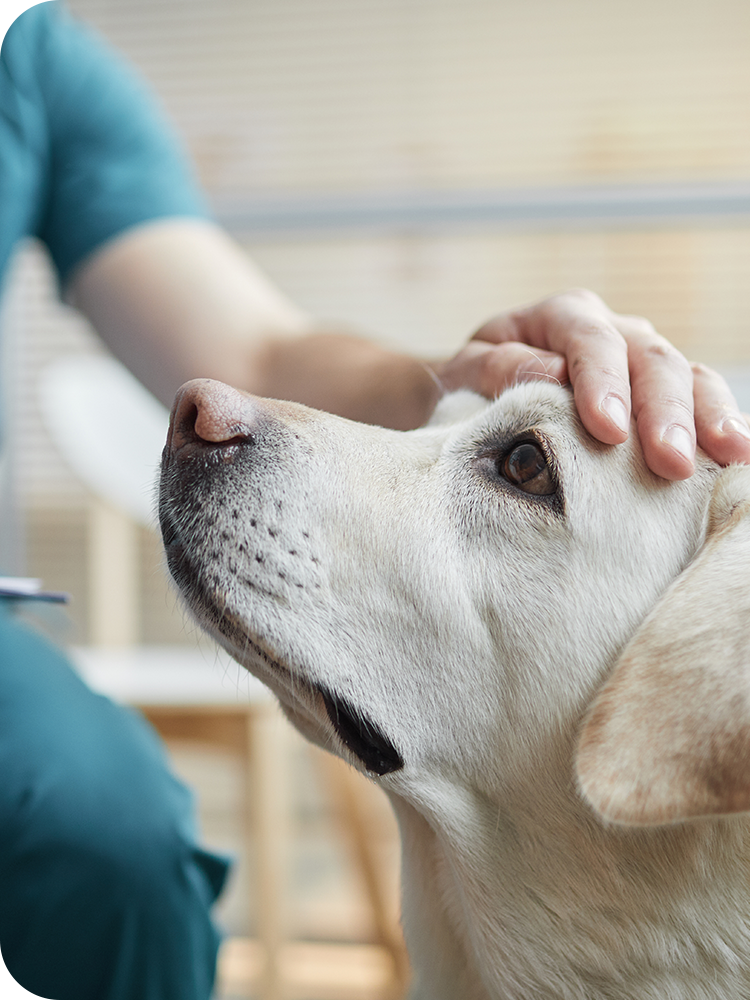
{"left": 70, "top": 219, "right": 311, "bottom": 407}
{"left": 71, "top": 218, "right": 442, "bottom": 429}
{"left": 246, "top": 330, "right": 441, "bottom": 429}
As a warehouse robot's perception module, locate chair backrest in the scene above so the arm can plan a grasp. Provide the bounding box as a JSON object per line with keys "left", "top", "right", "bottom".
{"left": 38, "top": 354, "right": 169, "bottom": 527}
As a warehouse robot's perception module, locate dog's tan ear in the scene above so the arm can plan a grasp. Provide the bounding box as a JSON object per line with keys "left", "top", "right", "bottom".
{"left": 576, "top": 465, "right": 750, "bottom": 826}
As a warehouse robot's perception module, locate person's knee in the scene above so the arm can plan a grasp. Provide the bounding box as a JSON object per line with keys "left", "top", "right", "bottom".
{"left": 0, "top": 615, "right": 228, "bottom": 998}
{"left": 2, "top": 797, "right": 224, "bottom": 1000}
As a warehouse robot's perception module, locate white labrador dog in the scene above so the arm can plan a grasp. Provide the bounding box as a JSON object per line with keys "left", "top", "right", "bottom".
{"left": 159, "top": 377, "right": 750, "bottom": 1000}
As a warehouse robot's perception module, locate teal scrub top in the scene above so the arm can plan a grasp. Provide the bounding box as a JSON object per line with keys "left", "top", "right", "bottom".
{"left": 0, "top": 0, "right": 209, "bottom": 289}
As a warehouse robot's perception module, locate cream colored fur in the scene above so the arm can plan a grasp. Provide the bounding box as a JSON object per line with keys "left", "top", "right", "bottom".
{"left": 159, "top": 380, "right": 750, "bottom": 999}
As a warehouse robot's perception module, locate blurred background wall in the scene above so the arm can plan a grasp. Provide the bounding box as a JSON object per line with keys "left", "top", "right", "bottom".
{"left": 7, "top": 0, "right": 750, "bottom": 636}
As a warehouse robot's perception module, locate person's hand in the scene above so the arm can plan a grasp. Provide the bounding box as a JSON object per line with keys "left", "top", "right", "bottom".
{"left": 432, "top": 288, "right": 750, "bottom": 480}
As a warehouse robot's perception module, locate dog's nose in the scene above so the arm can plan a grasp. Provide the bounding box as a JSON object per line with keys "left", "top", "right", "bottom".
{"left": 167, "top": 378, "right": 257, "bottom": 455}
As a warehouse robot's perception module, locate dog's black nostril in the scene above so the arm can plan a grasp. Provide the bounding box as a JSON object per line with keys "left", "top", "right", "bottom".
{"left": 174, "top": 401, "right": 200, "bottom": 446}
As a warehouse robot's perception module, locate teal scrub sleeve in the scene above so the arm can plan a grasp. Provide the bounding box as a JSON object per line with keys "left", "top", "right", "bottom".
{"left": 26, "top": 2, "right": 210, "bottom": 284}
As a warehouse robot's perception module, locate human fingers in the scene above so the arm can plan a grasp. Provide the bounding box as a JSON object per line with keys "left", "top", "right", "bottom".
{"left": 506, "top": 291, "right": 703, "bottom": 478}
{"left": 691, "top": 363, "right": 750, "bottom": 467}
{"left": 502, "top": 289, "right": 634, "bottom": 447}
{"left": 625, "top": 323, "right": 697, "bottom": 480}
{"left": 472, "top": 290, "right": 724, "bottom": 480}
{"left": 433, "top": 340, "right": 567, "bottom": 397}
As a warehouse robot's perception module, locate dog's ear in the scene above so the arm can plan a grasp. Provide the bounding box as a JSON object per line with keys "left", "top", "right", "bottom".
{"left": 576, "top": 464, "right": 750, "bottom": 826}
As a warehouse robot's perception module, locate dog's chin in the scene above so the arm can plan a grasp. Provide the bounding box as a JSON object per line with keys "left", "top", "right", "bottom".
{"left": 222, "top": 624, "right": 404, "bottom": 777}
{"left": 205, "top": 608, "right": 404, "bottom": 776}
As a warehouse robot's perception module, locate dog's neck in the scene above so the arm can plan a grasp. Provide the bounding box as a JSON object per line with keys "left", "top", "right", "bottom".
{"left": 390, "top": 735, "right": 750, "bottom": 1000}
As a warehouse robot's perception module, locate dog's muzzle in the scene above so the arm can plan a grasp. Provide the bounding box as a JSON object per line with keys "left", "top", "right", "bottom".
{"left": 159, "top": 379, "right": 405, "bottom": 779}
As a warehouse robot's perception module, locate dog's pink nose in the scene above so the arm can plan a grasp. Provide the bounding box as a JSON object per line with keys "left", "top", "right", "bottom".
{"left": 168, "top": 378, "right": 257, "bottom": 453}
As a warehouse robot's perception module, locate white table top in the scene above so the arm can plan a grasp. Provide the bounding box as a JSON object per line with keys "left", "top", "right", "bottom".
{"left": 70, "top": 645, "right": 273, "bottom": 707}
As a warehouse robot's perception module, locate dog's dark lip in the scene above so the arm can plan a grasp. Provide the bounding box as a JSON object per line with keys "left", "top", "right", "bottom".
{"left": 158, "top": 496, "right": 403, "bottom": 778}
{"left": 159, "top": 503, "right": 181, "bottom": 550}
{"left": 318, "top": 687, "right": 404, "bottom": 777}
{"left": 158, "top": 503, "right": 189, "bottom": 577}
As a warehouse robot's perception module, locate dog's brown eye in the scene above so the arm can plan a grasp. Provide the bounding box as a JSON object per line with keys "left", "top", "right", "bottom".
{"left": 501, "top": 442, "right": 555, "bottom": 495}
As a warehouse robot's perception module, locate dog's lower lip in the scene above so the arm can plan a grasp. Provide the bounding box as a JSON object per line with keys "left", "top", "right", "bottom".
{"left": 158, "top": 507, "right": 188, "bottom": 577}
{"left": 318, "top": 686, "right": 404, "bottom": 776}
{"left": 159, "top": 507, "right": 180, "bottom": 549}
{"left": 230, "top": 627, "right": 292, "bottom": 679}
{"left": 162, "top": 534, "right": 192, "bottom": 590}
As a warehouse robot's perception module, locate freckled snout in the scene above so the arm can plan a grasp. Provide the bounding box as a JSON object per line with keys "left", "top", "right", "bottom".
{"left": 159, "top": 379, "right": 264, "bottom": 585}
{"left": 166, "top": 378, "right": 259, "bottom": 458}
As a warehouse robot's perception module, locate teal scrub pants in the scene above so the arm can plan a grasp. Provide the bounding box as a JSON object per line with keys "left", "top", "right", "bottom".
{"left": 0, "top": 604, "right": 230, "bottom": 999}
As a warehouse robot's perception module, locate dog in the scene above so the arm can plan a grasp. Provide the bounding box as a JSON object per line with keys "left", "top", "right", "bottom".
{"left": 159, "top": 376, "right": 750, "bottom": 999}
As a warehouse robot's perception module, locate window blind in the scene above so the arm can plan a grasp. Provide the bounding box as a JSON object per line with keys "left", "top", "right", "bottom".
{"left": 7, "top": 0, "right": 750, "bottom": 514}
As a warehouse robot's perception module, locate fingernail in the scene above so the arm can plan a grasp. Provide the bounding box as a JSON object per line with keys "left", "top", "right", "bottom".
{"left": 720, "top": 415, "right": 750, "bottom": 441}
{"left": 600, "top": 394, "right": 629, "bottom": 434}
{"left": 661, "top": 424, "right": 695, "bottom": 463}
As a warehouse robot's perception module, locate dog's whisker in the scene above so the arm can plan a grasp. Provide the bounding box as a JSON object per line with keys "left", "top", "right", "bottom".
{"left": 519, "top": 369, "right": 563, "bottom": 387}
{"left": 516, "top": 348, "right": 563, "bottom": 388}
{"left": 421, "top": 361, "right": 447, "bottom": 399}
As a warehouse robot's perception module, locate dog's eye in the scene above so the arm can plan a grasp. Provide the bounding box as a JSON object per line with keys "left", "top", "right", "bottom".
{"left": 501, "top": 441, "right": 555, "bottom": 495}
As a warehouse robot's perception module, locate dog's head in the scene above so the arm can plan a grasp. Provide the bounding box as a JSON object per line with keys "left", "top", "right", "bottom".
{"left": 159, "top": 378, "right": 750, "bottom": 828}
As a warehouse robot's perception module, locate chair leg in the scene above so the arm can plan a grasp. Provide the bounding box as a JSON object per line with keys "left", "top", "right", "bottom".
{"left": 247, "top": 702, "right": 289, "bottom": 1000}
{"left": 87, "top": 497, "right": 139, "bottom": 647}
{"left": 316, "top": 752, "right": 411, "bottom": 998}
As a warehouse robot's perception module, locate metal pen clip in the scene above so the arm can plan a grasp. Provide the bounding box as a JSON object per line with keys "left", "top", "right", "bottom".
{"left": 0, "top": 577, "right": 70, "bottom": 604}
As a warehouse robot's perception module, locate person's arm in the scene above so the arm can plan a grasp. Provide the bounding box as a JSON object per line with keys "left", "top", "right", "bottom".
{"left": 69, "top": 218, "right": 440, "bottom": 430}
{"left": 22, "top": 4, "right": 440, "bottom": 432}
{"left": 71, "top": 220, "right": 750, "bottom": 480}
